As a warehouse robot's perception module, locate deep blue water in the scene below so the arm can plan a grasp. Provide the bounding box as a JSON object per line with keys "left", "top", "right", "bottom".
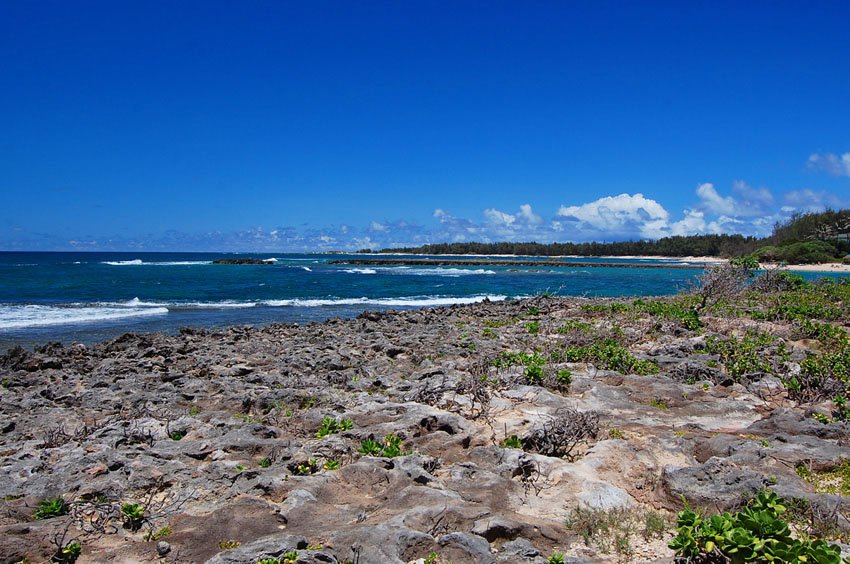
{"left": 1, "top": 252, "right": 845, "bottom": 350}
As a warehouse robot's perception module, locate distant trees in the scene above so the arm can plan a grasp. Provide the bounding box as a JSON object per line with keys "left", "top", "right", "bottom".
{"left": 378, "top": 208, "right": 850, "bottom": 263}
{"left": 379, "top": 234, "right": 761, "bottom": 258}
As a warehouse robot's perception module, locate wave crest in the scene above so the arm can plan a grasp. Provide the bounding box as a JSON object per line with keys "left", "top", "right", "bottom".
{"left": 0, "top": 304, "right": 168, "bottom": 329}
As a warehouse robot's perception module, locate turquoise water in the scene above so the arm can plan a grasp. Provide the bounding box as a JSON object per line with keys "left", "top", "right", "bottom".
{"left": 0, "top": 252, "right": 844, "bottom": 349}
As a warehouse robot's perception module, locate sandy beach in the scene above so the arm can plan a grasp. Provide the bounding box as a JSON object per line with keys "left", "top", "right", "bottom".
{"left": 761, "top": 261, "right": 850, "bottom": 273}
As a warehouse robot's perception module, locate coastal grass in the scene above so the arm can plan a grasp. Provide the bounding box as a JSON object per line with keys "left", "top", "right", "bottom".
{"left": 565, "top": 506, "right": 673, "bottom": 559}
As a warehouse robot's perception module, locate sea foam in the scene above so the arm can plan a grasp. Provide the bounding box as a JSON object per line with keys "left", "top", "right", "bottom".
{"left": 0, "top": 304, "right": 168, "bottom": 329}
{"left": 101, "top": 259, "right": 144, "bottom": 266}
{"left": 261, "top": 295, "right": 505, "bottom": 307}
{"left": 101, "top": 260, "right": 210, "bottom": 266}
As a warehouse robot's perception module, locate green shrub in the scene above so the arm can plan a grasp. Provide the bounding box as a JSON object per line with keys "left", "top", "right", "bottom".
{"left": 500, "top": 435, "right": 523, "bottom": 449}
{"left": 292, "top": 458, "right": 320, "bottom": 475}
{"left": 755, "top": 240, "right": 841, "bottom": 264}
{"left": 668, "top": 490, "right": 843, "bottom": 562}
{"left": 546, "top": 553, "right": 565, "bottom": 564}
{"left": 559, "top": 339, "right": 658, "bottom": 375}
{"left": 801, "top": 346, "right": 850, "bottom": 384}
{"left": 492, "top": 351, "right": 548, "bottom": 385}
{"left": 703, "top": 332, "right": 789, "bottom": 379}
{"left": 54, "top": 541, "right": 81, "bottom": 563}
{"left": 34, "top": 497, "right": 68, "bottom": 520}
{"left": 525, "top": 320, "right": 540, "bottom": 334}
{"left": 730, "top": 255, "right": 760, "bottom": 270}
{"left": 557, "top": 319, "right": 594, "bottom": 334}
{"left": 316, "top": 417, "right": 354, "bottom": 438}
{"left": 322, "top": 459, "right": 341, "bottom": 470}
{"left": 120, "top": 502, "right": 145, "bottom": 531}
{"left": 357, "top": 434, "right": 406, "bottom": 458}
{"left": 632, "top": 299, "right": 702, "bottom": 330}
{"left": 799, "top": 319, "right": 849, "bottom": 346}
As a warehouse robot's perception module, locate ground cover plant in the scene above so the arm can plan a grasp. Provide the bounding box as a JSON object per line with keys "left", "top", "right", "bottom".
{"left": 668, "top": 490, "right": 845, "bottom": 563}
{"left": 554, "top": 339, "right": 658, "bottom": 375}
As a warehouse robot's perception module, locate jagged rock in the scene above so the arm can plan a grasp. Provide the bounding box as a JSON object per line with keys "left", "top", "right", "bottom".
{"left": 0, "top": 295, "right": 846, "bottom": 562}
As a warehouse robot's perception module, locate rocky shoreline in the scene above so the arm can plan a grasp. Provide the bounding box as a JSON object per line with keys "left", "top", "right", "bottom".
{"left": 2, "top": 280, "right": 850, "bottom": 563}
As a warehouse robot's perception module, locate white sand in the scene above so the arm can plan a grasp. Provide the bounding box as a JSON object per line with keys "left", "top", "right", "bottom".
{"left": 761, "top": 262, "right": 850, "bottom": 273}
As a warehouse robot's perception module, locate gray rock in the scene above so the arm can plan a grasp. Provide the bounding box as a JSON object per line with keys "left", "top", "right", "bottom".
{"left": 437, "top": 532, "right": 495, "bottom": 563}
{"left": 204, "top": 533, "right": 307, "bottom": 563}
{"left": 471, "top": 515, "right": 523, "bottom": 542}
{"left": 498, "top": 537, "right": 542, "bottom": 558}
{"left": 663, "top": 457, "right": 771, "bottom": 509}
{"left": 156, "top": 541, "right": 171, "bottom": 556}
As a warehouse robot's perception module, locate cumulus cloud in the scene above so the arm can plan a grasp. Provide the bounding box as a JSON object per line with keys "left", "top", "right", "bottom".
{"left": 518, "top": 204, "right": 543, "bottom": 224}
{"left": 695, "top": 183, "right": 738, "bottom": 216}
{"left": 482, "top": 203, "right": 542, "bottom": 228}
{"left": 807, "top": 152, "right": 850, "bottom": 176}
{"left": 556, "top": 193, "right": 670, "bottom": 239}
{"left": 483, "top": 208, "right": 516, "bottom": 226}
{"left": 668, "top": 210, "right": 707, "bottom": 237}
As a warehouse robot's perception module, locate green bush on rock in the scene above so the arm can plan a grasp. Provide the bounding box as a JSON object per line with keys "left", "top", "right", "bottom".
{"left": 668, "top": 490, "right": 845, "bottom": 562}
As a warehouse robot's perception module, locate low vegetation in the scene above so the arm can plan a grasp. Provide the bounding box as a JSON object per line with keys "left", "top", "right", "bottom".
{"left": 358, "top": 434, "right": 406, "bottom": 458}
{"left": 669, "top": 490, "right": 844, "bottom": 562}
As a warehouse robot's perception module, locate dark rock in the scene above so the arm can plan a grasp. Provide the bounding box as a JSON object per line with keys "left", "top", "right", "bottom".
{"left": 211, "top": 258, "right": 274, "bottom": 265}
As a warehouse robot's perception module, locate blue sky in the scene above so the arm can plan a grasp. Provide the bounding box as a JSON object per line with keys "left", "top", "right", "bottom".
{"left": 1, "top": 1, "right": 849, "bottom": 251}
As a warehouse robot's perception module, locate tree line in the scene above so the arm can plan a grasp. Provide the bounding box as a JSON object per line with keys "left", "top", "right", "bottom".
{"left": 366, "top": 209, "right": 850, "bottom": 262}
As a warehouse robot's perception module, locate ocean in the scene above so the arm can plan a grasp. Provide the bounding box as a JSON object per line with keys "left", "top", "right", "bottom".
{"left": 0, "top": 252, "right": 844, "bottom": 350}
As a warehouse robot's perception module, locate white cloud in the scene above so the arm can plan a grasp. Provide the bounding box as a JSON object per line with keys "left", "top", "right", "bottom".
{"left": 369, "top": 221, "right": 387, "bottom": 232}
{"left": 556, "top": 193, "right": 670, "bottom": 239}
{"left": 483, "top": 208, "right": 516, "bottom": 226}
{"left": 483, "top": 203, "right": 542, "bottom": 228}
{"left": 668, "top": 210, "right": 707, "bottom": 236}
{"left": 518, "top": 203, "right": 542, "bottom": 224}
{"left": 696, "top": 182, "right": 738, "bottom": 216}
{"left": 784, "top": 189, "right": 850, "bottom": 211}
{"left": 807, "top": 152, "right": 850, "bottom": 176}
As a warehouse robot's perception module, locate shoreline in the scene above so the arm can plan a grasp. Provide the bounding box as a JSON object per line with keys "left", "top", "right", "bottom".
{"left": 761, "top": 261, "right": 850, "bottom": 273}
{"left": 360, "top": 252, "right": 850, "bottom": 273}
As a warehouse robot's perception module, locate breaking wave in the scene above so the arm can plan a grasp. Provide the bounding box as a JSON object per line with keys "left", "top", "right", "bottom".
{"left": 0, "top": 304, "right": 168, "bottom": 329}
